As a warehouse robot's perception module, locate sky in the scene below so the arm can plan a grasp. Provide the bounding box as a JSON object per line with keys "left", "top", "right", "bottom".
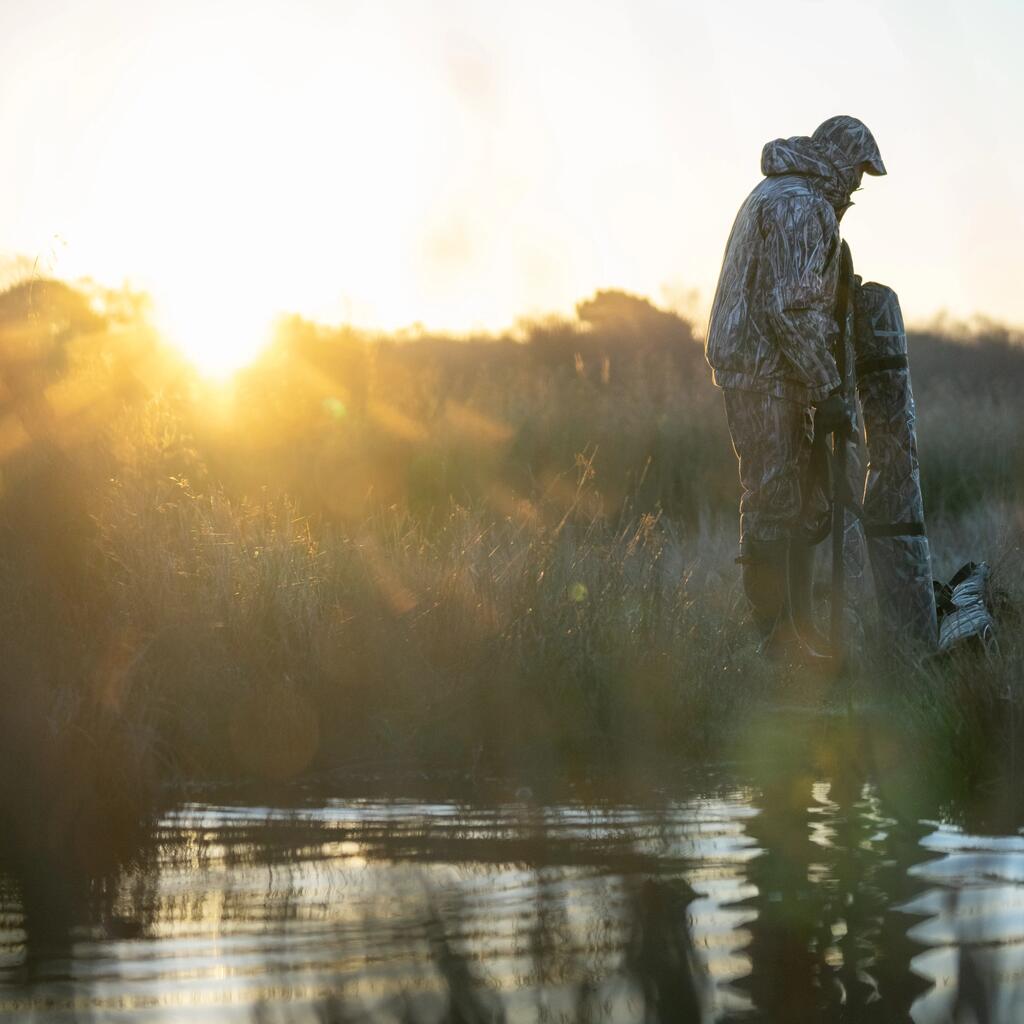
{"left": 1, "top": 0, "right": 1022, "bottom": 369}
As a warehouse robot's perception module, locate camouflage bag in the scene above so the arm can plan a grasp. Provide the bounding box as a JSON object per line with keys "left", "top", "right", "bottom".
{"left": 853, "top": 282, "right": 938, "bottom": 650}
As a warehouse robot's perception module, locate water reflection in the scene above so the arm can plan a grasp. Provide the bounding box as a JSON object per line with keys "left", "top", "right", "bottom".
{"left": 1, "top": 772, "right": 1021, "bottom": 1021}
{"left": 899, "top": 827, "right": 1024, "bottom": 1023}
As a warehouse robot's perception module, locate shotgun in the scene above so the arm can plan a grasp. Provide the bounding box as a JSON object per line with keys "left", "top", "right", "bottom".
{"left": 830, "top": 240, "right": 856, "bottom": 670}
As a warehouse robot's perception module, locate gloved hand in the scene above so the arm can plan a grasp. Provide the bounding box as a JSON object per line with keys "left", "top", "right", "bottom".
{"left": 814, "top": 391, "right": 853, "bottom": 437}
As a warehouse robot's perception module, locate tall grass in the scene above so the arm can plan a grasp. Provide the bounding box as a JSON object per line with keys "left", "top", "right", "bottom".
{"left": 1, "top": 279, "right": 1023, "bottom": 861}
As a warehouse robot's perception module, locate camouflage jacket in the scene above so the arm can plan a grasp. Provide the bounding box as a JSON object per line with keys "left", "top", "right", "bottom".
{"left": 705, "top": 136, "right": 853, "bottom": 406}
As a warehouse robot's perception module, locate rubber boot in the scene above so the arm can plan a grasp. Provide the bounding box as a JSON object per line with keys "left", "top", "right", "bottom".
{"left": 742, "top": 538, "right": 832, "bottom": 668}
{"left": 741, "top": 538, "right": 789, "bottom": 645}
{"left": 787, "top": 540, "right": 831, "bottom": 657}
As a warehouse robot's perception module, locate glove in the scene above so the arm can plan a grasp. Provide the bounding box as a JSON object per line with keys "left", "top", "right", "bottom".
{"left": 814, "top": 391, "right": 853, "bottom": 437}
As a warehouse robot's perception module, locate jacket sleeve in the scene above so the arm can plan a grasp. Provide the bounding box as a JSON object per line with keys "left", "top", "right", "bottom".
{"left": 762, "top": 197, "right": 841, "bottom": 398}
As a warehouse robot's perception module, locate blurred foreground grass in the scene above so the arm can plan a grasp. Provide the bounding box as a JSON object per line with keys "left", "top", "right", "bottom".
{"left": 1, "top": 279, "right": 1022, "bottom": 866}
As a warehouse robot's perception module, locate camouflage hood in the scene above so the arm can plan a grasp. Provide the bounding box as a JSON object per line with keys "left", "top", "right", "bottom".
{"left": 761, "top": 115, "right": 885, "bottom": 210}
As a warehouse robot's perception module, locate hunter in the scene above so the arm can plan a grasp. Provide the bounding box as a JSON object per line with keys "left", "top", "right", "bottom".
{"left": 705, "top": 115, "right": 886, "bottom": 661}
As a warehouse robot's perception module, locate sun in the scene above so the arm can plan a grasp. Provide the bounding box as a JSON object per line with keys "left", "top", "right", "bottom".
{"left": 155, "top": 282, "right": 277, "bottom": 379}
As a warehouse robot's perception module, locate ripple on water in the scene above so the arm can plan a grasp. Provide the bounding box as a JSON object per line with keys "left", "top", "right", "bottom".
{"left": 0, "top": 794, "right": 768, "bottom": 1022}
{"left": 2, "top": 790, "right": 1022, "bottom": 1022}
{"left": 898, "top": 823, "right": 1024, "bottom": 1024}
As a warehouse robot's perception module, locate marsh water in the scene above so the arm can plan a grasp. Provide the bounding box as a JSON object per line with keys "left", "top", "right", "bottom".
{"left": 3, "top": 717, "right": 1024, "bottom": 1023}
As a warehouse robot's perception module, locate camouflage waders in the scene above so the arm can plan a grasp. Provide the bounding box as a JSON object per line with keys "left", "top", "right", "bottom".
{"left": 724, "top": 390, "right": 831, "bottom": 550}
{"left": 724, "top": 386, "right": 866, "bottom": 656}
{"left": 724, "top": 389, "right": 832, "bottom": 656}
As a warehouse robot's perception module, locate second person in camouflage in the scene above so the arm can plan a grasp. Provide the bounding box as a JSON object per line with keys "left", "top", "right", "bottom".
{"left": 706, "top": 115, "right": 886, "bottom": 660}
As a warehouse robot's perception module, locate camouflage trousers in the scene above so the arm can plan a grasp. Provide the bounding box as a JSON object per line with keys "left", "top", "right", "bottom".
{"left": 724, "top": 387, "right": 869, "bottom": 605}
{"left": 723, "top": 389, "right": 831, "bottom": 550}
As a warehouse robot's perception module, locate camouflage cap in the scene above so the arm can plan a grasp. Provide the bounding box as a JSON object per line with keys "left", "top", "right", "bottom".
{"left": 811, "top": 115, "right": 886, "bottom": 176}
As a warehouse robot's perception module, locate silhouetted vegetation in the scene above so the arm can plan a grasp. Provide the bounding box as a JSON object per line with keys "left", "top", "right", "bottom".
{"left": 1, "top": 278, "right": 1023, "bottom": 871}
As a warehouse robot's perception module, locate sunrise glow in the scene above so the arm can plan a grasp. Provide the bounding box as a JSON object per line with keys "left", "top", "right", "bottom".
{"left": 1, "top": 0, "right": 1022, "bottom": 371}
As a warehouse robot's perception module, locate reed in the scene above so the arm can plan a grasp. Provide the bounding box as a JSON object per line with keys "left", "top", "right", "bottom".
{"left": 1, "top": 280, "right": 1022, "bottom": 860}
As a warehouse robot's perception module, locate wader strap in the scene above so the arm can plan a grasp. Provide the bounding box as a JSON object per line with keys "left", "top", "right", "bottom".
{"left": 864, "top": 521, "right": 925, "bottom": 538}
